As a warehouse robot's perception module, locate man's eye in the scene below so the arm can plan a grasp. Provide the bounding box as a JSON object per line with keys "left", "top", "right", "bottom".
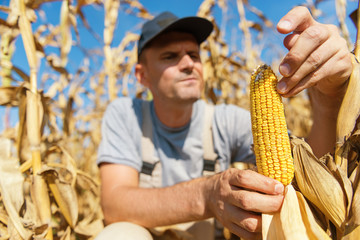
{"left": 163, "top": 54, "right": 176, "bottom": 60}
{"left": 190, "top": 54, "right": 200, "bottom": 60}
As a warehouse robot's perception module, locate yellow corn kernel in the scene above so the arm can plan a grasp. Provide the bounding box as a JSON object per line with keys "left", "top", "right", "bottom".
{"left": 250, "top": 64, "right": 294, "bottom": 186}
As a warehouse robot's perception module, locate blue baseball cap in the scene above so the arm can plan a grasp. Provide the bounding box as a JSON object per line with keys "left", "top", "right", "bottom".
{"left": 137, "top": 11, "right": 213, "bottom": 58}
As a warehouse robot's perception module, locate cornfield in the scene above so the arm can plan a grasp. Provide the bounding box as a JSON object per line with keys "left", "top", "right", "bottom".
{"left": 0, "top": 0, "right": 359, "bottom": 239}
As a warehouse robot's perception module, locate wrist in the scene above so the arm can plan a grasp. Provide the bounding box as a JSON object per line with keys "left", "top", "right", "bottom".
{"left": 201, "top": 174, "right": 218, "bottom": 219}
{"left": 308, "top": 83, "right": 346, "bottom": 120}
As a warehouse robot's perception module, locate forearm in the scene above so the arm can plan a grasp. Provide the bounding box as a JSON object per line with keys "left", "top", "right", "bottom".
{"left": 101, "top": 176, "right": 215, "bottom": 227}
{"left": 306, "top": 85, "right": 347, "bottom": 157}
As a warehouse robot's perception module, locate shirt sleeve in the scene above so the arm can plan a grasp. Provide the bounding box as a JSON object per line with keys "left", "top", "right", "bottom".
{"left": 97, "top": 98, "right": 143, "bottom": 172}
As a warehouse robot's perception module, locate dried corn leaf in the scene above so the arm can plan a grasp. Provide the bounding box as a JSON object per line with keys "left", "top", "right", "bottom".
{"left": 30, "top": 175, "right": 51, "bottom": 225}
{"left": 17, "top": 84, "right": 28, "bottom": 164}
{"left": 74, "top": 219, "right": 103, "bottom": 238}
{"left": 246, "top": 4, "right": 273, "bottom": 28}
{"left": 292, "top": 137, "right": 346, "bottom": 232}
{"left": 0, "top": 138, "right": 32, "bottom": 240}
{"left": 18, "top": 0, "right": 38, "bottom": 69}
{"left": 197, "top": 0, "right": 215, "bottom": 18}
{"left": 60, "top": 0, "right": 73, "bottom": 66}
{"left": 59, "top": 226, "right": 71, "bottom": 240}
{"left": 0, "top": 86, "right": 19, "bottom": 106}
{"left": 40, "top": 167, "right": 78, "bottom": 228}
{"left": 123, "top": 0, "right": 151, "bottom": 19}
{"left": 335, "top": 0, "right": 352, "bottom": 49}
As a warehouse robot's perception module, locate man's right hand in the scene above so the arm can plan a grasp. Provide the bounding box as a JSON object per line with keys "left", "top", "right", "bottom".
{"left": 206, "top": 168, "right": 284, "bottom": 240}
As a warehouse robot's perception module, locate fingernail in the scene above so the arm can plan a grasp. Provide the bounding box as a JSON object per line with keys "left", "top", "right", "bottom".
{"left": 274, "top": 183, "right": 284, "bottom": 194}
{"left": 278, "top": 20, "right": 292, "bottom": 30}
{"left": 279, "top": 63, "right": 291, "bottom": 76}
{"left": 277, "top": 81, "right": 287, "bottom": 94}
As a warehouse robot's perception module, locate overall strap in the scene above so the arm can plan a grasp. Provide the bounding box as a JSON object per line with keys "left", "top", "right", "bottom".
{"left": 202, "top": 104, "right": 224, "bottom": 239}
{"left": 140, "top": 100, "right": 162, "bottom": 188}
{"left": 140, "top": 101, "right": 220, "bottom": 187}
{"left": 202, "top": 104, "right": 220, "bottom": 176}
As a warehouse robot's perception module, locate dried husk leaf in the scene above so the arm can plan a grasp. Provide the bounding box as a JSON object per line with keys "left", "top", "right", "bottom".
{"left": 296, "top": 192, "right": 331, "bottom": 240}
{"left": 346, "top": 160, "right": 360, "bottom": 235}
{"left": 262, "top": 185, "right": 308, "bottom": 240}
{"left": 324, "top": 154, "right": 353, "bottom": 219}
{"left": 335, "top": 57, "right": 360, "bottom": 166}
{"left": 292, "top": 137, "right": 346, "bottom": 232}
{"left": 263, "top": 185, "right": 331, "bottom": 240}
{"left": 343, "top": 225, "right": 360, "bottom": 240}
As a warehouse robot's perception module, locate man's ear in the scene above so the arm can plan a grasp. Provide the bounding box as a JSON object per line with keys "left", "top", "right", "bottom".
{"left": 135, "top": 63, "right": 149, "bottom": 88}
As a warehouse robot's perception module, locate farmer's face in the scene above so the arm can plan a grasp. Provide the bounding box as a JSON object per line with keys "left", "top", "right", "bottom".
{"left": 136, "top": 31, "right": 204, "bottom": 105}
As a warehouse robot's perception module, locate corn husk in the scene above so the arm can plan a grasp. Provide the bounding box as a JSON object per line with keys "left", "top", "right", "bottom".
{"left": 262, "top": 185, "right": 330, "bottom": 240}
{"left": 292, "top": 137, "right": 347, "bottom": 232}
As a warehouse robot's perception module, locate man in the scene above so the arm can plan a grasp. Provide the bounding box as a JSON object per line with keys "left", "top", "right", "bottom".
{"left": 96, "top": 6, "right": 353, "bottom": 240}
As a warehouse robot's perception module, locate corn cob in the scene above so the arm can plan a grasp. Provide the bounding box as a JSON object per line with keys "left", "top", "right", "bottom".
{"left": 250, "top": 64, "right": 294, "bottom": 186}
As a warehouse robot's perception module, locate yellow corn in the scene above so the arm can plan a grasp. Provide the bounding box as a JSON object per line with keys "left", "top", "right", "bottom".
{"left": 250, "top": 64, "right": 294, "bottom": 186}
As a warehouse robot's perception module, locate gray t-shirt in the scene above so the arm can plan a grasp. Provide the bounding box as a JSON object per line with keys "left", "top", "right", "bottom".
{"left": 97, "top": 97, "right": 254, "bottom": 187}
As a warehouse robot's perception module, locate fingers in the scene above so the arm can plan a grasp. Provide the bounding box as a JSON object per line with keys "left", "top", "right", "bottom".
{"left": 283, "top": 33, "right": 299, "bottom": 50}
{"left": 225, "top": 207, "right": 262, "bottom": 240}
{"left": 229, "top": 222, "right": 262, "bottom": 240}
{"left": 214, "top": 169, "right": 284, "bottom": 239}
{"left": 282, "top": 49, "right": 352, "bottom": 97}
{"left": 277, "top": 6, "right": 316, "bottom": 34}
{"left": 280, "top": 24, "right": 330, "bottom": 77}
{"left": 229, "top": 187, "right": 284, "bottom": 213}
{"left": 277, "top": 20, "right": 351, "bottom": 96}
{"left": 277, "top": 26, "right": 336, "bottom": 95}
{"left": 228, "top": 169, "right": 284, "bottom": 195}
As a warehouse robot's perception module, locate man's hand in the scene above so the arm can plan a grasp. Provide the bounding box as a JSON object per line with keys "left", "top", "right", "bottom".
{"left": 207, "top": 169, "right": 284, "bottom": 240}
{"left": 276, "top": 6, "right": 352, "bottom": 98}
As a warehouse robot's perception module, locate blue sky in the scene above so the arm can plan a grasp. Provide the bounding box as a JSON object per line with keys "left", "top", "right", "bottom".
{"left": 0, "top": 0, "right": 358, "bottom": 131}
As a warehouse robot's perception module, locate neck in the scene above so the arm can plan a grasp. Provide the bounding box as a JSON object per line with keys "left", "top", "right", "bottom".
{"left": 153, "top": 99, "right": 195, "bottom": 128}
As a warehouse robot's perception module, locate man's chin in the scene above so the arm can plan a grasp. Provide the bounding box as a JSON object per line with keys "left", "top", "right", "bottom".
{"left": 174, "top": 95, "right": 200, "bottom": 105}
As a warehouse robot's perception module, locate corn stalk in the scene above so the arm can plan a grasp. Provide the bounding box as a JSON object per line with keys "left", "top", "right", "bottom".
{"left": 103, "top": 0, "right": 120, "bottom": 101}
{"left": 236, "top": 0, "right": 256, "bottom": 70}
{"left": 17, "top": 0, "right": 52, "bottom": 239}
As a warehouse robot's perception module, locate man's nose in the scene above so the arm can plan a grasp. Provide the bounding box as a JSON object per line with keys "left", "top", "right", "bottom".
{"left": 178, "top": 54, "right": 194, "bottom": 72}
